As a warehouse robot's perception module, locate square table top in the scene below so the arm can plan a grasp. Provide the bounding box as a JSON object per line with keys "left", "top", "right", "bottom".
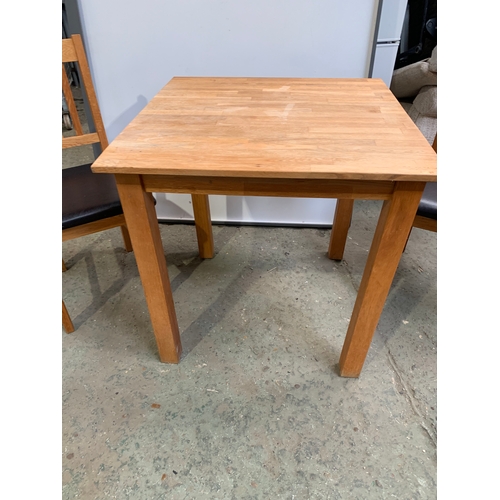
{"left": 92, "top": 77, "right": 436, "bottom": 182}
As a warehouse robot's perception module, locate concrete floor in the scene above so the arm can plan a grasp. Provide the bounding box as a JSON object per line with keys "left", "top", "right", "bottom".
{"left": 62, "top": 199, "right": 437, "bottom": 499}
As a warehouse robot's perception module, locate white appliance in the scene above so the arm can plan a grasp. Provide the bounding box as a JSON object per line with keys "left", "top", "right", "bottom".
{"left": 370, "top": 0, "right": 408, "bottom": 87}
{"left": 71, "top": 1, "right": 406, "bottom": 226}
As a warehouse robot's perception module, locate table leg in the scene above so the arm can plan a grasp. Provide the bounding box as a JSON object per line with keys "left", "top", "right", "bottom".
{"left": 328, "top": 199, "right": 354, "bottom": 260}
{"left": 191, "top": 194, "right": 214, "bottom": 258}
{"left": 120, "top": 225, "right": 133, "bottom": 252}
{"left": 338, "top": 181, "right": 426, "bottom": 377}
{"left": 115, "top": 174, "right": 182, "bottom": 363}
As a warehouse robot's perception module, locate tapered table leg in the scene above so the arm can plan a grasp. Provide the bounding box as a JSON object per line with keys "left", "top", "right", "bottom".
{"left": 328, "top": 199, "right": 354, "bottom": 260}
{"left": 191, "top": 194, "right": 214, "bottom": 258}
{"left": 115, "top": 174, "right": 182, "bottom": 363}
{"left": 339, "top": 181, "right": 426, "bottom": 377}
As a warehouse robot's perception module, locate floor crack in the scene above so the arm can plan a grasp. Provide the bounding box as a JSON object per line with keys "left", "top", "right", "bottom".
{"left": 387, "top": 349, "right": 437, "bottom": 448}
{"left": 340, "top": 260, "right": 360, "bottom": 295}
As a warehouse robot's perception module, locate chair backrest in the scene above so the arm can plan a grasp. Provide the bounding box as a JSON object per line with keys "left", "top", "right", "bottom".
{"left": 62, "top": 34, "right": 108, "bottom": 152}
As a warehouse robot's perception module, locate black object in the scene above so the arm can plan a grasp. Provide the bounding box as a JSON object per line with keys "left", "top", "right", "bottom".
{"left": 416, "top": 182, "right": 437, "bottom": 220}
{"left": 62, "top": 164, "right": 124, "bottom": 230}
{"left": 395, "top": 0, "right": 437, "bottom": 69}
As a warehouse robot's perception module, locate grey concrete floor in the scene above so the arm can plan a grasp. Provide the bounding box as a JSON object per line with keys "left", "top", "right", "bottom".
{"left": 62, "top": 199, "right": 437, "bottom": 499}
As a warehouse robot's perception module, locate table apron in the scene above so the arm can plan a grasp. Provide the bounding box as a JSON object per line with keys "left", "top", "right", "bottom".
{"left": 141, "top": 175, "right": 396, "bottom": 200}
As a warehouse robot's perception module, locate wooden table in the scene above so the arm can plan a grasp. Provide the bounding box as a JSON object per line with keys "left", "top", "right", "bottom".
{"left": 92, "top": 77, "right": 436, "bottom": 377}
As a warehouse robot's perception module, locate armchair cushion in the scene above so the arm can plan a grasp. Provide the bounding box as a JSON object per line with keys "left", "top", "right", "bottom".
{"left": 428, "top": 46, "right": 437, "bottom": 73}
{"left": 412, "top": 86, "right": 437, "bottom": 118}
{"left": 390, "top": 61, "right": 437, "bottom": 98}
{"left": 390, "top": 46, "right": 437, "bottom": 99}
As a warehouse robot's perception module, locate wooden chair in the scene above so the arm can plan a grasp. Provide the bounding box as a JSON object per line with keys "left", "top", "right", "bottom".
{"left": 328, "top": 135, "right": 437, "bottom": 261}
{"left": 62, "top": 301, "right": 75, "bottom": 334}
{"left": 62, "top": 34, "right": 132, "bottom": 332}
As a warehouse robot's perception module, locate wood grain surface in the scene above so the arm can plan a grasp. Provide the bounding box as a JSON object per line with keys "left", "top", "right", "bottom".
{"left": 92, "top": 78, "right": 436, "bottom": 182}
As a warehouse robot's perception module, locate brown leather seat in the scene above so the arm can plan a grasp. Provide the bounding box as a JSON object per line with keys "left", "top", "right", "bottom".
{"left": 62, "top": 164, "right": 123, "bottom": 230}
{"left": 416, "top": 182, "right": 437, "bottom": 221}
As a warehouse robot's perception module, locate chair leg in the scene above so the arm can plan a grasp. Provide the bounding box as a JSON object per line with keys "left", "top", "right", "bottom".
{"left": 62, "top": 259, "right": 67, "bottom": 272}
{"left": 328, "top": 199, "right": 354, "bottom": 260}
{"left": 121, "top": 225, "right": 133, "bottom": 252}
{"left": 62, "top": 300, "right": 75, "bottom": 333}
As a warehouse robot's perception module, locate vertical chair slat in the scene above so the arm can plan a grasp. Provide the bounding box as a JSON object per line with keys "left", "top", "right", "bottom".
{"left": 62, "top": 64, "right": 84, "bottom": 135}
{"left": 71, "top": 35, "right": 109, "bottom": 150}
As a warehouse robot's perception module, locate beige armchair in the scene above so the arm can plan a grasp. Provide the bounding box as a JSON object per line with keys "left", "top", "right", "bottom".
{"left": 390, "top": 46, "right": 437, "bottom": 145}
